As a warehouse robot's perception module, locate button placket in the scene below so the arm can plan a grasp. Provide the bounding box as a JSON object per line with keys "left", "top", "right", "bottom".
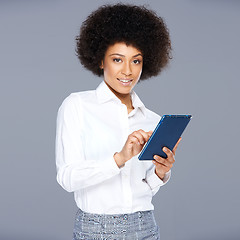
{"left": 120, "top": 104, "right": 133, "bottom": 210}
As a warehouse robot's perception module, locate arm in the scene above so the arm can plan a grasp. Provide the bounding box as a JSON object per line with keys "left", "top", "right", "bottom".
{"left": 55, "top": 96, "right": 120, "bottom": 192}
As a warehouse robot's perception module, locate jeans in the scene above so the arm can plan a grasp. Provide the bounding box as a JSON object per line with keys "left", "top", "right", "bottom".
{"left": 72, "top": 208, "right": 160, "bottom": 240}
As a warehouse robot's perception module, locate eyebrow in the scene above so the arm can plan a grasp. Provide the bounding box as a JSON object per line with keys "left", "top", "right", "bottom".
{"left": 109, "top": 53, "right": 142, "bottom": 58}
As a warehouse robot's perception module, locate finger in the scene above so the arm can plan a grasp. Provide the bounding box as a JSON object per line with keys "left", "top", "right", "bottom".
{"left": 128, "top": 131, "right": 142, "bottom": 145}
{"left": 131, "top": 130, "right": 148, "bottom": 144}
{"left": 147, "top": 131, "right": 153, "bottom": 139}
{"left": 129, "top": 135, "right": 142, "bottom": 145}
{"left": 153, "top": 155, "right": 174, "bottom": 167}
{"left": 137, "top": 129, "right": 151, "bottom": 142}
{"left": 172, "top": 137, "right": 182, "bottom": 155}
{"left": 148, "top": 130, "right": 153, "bottom": 135}
{"left": 162, "top": 147, "right": 175, "bottom": 161}
{"left": 131, "top": 131, "right": 146, "bottom": 145}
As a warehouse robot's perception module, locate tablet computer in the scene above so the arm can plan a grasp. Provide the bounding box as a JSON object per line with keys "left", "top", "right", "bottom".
{"left": 138, "top": 115, "right": 192, "bottom": 160}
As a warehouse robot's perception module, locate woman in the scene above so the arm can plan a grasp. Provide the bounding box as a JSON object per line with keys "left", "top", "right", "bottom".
{"left": 55, "top": 3, "right": 181, "bottom": 240}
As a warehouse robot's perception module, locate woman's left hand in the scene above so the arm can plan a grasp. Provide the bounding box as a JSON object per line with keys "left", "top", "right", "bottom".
{"left": 152, "top": 137, "right": 182, "bottom": 180}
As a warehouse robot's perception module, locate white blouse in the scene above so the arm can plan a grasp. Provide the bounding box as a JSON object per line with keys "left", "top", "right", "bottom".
{"left": 55, "top": 81, "right": 171, "bottom": 214}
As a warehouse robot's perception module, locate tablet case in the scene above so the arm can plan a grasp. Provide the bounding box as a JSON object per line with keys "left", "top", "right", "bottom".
{"left": 138, "top": 115, "right": 192, "bottom": 160}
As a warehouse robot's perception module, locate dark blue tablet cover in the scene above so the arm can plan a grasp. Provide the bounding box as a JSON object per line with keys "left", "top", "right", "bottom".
{"left": 138, "top": 115, "right": 192, "bottom": 160}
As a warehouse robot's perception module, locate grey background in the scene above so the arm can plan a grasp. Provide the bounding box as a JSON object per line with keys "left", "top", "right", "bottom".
{"left": 1, "top": 0, "right": 239, "bottom": 239}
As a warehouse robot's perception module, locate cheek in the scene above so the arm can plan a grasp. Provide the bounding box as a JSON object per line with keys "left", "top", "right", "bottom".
{"left": 104, "top": 64, "right": 119, "bottom": 79}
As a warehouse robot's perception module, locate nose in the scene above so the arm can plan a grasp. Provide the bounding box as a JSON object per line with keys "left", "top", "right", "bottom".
{"left": 121, "top": 61, "right": 132, "bottom": 76}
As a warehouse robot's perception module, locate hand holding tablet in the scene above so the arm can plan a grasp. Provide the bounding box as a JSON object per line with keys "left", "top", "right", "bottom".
{"left": 138, "top": 115, "right": 192, "bottom": 161}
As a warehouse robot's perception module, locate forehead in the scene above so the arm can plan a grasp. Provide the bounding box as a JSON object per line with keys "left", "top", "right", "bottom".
{"left": 105, "top": 42, "right": 142, "bottom": 57}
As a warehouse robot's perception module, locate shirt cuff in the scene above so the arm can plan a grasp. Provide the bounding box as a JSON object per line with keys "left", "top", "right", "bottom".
{"left": 146, "top": 168, "right": 171, "bottom": 190}
{"left": 100, "top": 157, "right": 121, "bottom": 178}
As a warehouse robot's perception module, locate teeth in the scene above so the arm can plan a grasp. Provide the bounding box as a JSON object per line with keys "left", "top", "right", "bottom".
{"left": 119, "top": 79, "right": 132, "bottom": 83}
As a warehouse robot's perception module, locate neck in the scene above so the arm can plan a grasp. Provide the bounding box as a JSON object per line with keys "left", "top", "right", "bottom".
{"left": 117, "top": 93, "right": 133, "bottom": 109}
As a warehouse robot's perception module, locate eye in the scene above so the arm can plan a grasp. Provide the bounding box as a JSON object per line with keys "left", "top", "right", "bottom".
{"left": 133, "top": 59, "right": 142, "bottom": 64}
{"left": 113, "top": 58, "right": 122, "bottom": 63}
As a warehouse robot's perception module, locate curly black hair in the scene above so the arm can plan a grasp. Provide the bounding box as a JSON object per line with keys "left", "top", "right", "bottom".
{"left": 75, "top": 3, "right": 172, "bottom": 80}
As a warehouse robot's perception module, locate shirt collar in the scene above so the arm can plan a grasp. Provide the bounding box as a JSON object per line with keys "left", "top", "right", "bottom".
{"left": 96, "top": 81, "right": 147, "bottom": 116}
{"left": 131, "top": 90, "right": 147, "bottom": 117}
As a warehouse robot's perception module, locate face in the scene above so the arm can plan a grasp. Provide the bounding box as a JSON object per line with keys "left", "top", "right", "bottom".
{"left": 101, "top": 42, "right": 143, "bottom": 97}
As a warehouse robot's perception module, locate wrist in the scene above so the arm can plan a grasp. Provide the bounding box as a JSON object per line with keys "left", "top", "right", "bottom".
{"left": 114, "top": 152, "right": 126, "bottom": 168}
{"left": 155, "top": 169, "right": 165, "bottom": 180}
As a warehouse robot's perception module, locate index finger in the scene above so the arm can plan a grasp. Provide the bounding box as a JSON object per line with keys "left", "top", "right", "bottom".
{"left": 137, "top": 129, "right": 152, "bottom": 142}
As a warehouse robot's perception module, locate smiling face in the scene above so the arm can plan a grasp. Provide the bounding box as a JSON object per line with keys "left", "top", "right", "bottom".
{"left": 101, "top": 42, "right": 143, "bottom": 99}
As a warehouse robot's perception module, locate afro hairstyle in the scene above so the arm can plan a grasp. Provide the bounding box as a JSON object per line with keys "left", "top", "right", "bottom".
{"left": 75, "top": 3, "right": 172, "bottom": 80}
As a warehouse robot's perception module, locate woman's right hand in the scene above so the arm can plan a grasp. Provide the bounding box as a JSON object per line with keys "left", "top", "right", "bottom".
{"left": 114, "top": 129, "right": 153, "bottom": 168}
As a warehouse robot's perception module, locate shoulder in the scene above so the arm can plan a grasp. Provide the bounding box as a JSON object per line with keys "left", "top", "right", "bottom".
{"left": 56, "top": 89, "right": 98, "bottom": 126}
{"left": 58, "top": 89, "right": 97, "bottom": 110}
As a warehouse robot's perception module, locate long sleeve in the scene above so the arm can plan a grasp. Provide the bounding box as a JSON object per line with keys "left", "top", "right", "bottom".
{"left": 145, "top": 165, "right": 171, "bottom": 196}
{"left": 55, "top": 96, "right": 120, "bottom": 193}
